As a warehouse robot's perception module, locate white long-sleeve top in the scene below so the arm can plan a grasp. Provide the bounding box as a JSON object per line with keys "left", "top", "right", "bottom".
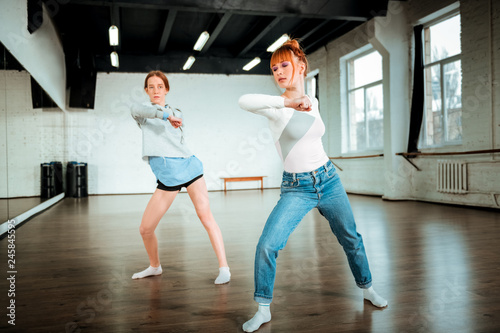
{"left": 238, "top": 94, "right": 329, "bottom": 173}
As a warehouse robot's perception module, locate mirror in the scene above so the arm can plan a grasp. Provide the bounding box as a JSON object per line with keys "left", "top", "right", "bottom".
{"left": 0, "top": 51, "right": 5, "bottom": 223}
{"left": 1, "top": 43, "right": 10, "bottom": 223}
{"left": 1, "top": 43, "right": 61, "bottom": 225}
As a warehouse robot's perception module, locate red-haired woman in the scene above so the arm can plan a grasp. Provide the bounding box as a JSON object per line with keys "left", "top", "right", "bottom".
{"left": 130, "top": 71, "right": 230, "bottom": 284}
{"left": 238, "top": 40, "right": 387, "bottom": 332}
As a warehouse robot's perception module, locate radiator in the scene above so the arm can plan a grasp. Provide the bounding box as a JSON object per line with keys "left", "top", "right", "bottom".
{"left": 437, "top": 160, "right": 468, "bottom": 194}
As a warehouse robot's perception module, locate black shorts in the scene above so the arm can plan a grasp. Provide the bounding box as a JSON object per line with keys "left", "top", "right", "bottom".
{"left": 156, "top": 174, "right": 203, "bottom": 192}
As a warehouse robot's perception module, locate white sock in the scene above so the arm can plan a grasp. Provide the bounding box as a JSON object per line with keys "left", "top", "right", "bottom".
{"left": 363, "top": 286, "right": 388, "bottom": 308}
{"left": 243, "top": 304, "right": 271, "bottom": 332}
{"left": 214, "top": 266, "right": 231, "bottom": 284}
{"left": 131, "top": 265, "right": 162, "bottom": 279}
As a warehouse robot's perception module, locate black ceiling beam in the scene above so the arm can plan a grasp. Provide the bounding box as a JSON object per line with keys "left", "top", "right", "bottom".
{"left": 304, "top": 21, "right": 352, "bottom": 52}
{"left": 298, "top": 19, "right": 332, "bottom": 42}
{"left": 66, "top": 0, "right": 373, "bottom": 21}
{"left": 237, "top": 16, "right": 283, "bottom": 57}
{"left": 94, "top": 53, "right": 271, "bottom": 74}
{"left": 27, "top": 0, "right": 43, "bottom": 34}
{"left": 110, "top": 5, "right": 120, "bottom": 29}
{"left": 158, "top": 9, "right": 177, "bottom": 54}
{"left": 199, "top": 12, "right": 232, "bottom": 55}
{"left": 288, "top": 18, "right": 320, "bottom": 38}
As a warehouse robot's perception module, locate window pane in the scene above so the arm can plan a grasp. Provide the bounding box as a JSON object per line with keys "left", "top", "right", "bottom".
{"left": 366, "top": 84, "right": 384, "bottom": 148}
{"left": 349, "top": 89, "right": 366, "bottom": 151}
{"left": 444, "top": 60, "right": 462, "bottom": 142}
{"left": 350, "top": 51, "right": 382, "bottom": 88}
{"left": 427, "top": 14, "right": 461, "bottom": 63}
{"left": 306, "top": 77, "right": 316, "bottom": 99}
{"left": 424, "top": 64, "right": 442, "bottom": 146}
{"left": 428, "top": 65, "right": 441, "bottom": 112}
{"left": 420, "top": 13, "right": 462, "bottom": 148}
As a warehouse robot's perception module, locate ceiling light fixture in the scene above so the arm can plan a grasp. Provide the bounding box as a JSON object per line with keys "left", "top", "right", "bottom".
{"left": 243, "top": 57, "right": 261, "bottom": 71}
{"left": 183, "top": 56, "right": 196, "bottom": 70}
{"left": 267, "top": 34, "right": 290, "bottom": 52}
{"left": 110, "top": 51, "right": 119, "bottom": 67}
{"left": 109, "top": 25, "right": 119, "bottom": 46}
{"left": 193, "top": 31, "right": 210, "bottom": 51}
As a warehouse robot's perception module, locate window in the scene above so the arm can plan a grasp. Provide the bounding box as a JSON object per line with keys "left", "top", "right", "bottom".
{"left": 305, "top": 70, "right": 318, "bottom": 103}
{"left": 421, "top": 13, "right": 462, "bottom": 147}
{"left": 346, "top": 50, "right": 384, "bottom": 152}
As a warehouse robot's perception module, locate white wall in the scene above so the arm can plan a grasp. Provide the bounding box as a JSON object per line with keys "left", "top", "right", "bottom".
{"left": 308, "top": 21, "right": 388, "bottom": 196}
{"left": 307, "top": 0, "right": 500, "bottom": 209}
{"left": 2, "top": 0, "right": 498, "bottom": 209}
{"left": 2, "top": 71, "right": 283, "bottom": 196}
{"left": 68, "top": 72, "right": 283, "bottom": 194}
{"left": 408, "top": 0, "right": 500, "bottom": 208}
{"left": 0, "top": 71, "right": 66, "bottom": 198}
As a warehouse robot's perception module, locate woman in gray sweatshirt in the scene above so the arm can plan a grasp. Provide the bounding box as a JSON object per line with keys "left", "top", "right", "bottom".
{"left": 130, "top": 70, "right": 230, "bottom": 284}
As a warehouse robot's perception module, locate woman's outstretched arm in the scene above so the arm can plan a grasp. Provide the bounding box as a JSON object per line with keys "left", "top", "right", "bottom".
{"left": 131, "top": 103, "right": 182, "bottom": 128}
{"left": 238, "top": 94, "right": 283, "bottom": 119}
{"left": 238, "top": 94, "right": 312, "bottom": 117}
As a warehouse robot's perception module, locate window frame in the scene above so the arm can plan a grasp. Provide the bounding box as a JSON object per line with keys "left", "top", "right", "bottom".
{"left": 419, "top": 10, "right": 462, "bottom": 148}
{"left": 345, "top": 48, "right": 384, "bottom": 153}
{"left": 305, "top": 68, "right": 319, "bottom": 103}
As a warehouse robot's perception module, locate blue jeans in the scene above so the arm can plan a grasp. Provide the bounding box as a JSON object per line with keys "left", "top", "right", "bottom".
{"left": 254, "top": 160, "right": 372, "bottom": 304}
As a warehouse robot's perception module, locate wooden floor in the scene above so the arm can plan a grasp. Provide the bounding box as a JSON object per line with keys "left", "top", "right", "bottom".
{"left": 1, "top": 189, "right": 499, "bottom": 333}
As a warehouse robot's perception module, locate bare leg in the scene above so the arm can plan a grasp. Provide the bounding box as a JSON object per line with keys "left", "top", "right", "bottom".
{"left": 186, "top": 176, "right": 229, "bottom": 270}
{"left": 139, "top": 188, "right": 178, "bottom": 267}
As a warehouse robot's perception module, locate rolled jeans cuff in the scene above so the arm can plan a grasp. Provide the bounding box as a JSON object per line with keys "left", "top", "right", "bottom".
{"left": 357, "top": 281, "right": 372, "bottom": 289}
{"left": 254, "top": 295, "right": 272, "bottom": 304}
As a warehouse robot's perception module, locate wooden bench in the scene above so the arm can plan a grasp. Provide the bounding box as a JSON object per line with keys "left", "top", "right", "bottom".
{"left": 220, "top": 176, "right": 266, "bottom": 192}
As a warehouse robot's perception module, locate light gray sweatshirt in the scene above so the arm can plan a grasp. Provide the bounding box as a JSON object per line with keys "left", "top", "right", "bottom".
{"left": 131, "top": 103, "right": 193, "bottom": 160}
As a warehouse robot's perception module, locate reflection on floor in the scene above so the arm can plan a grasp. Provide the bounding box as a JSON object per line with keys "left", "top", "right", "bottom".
{"left": 0, "top": 189, "right": 499, "bottom": 332}
{"left": 0, "top": 196, "right": 48, "bottom": 222}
